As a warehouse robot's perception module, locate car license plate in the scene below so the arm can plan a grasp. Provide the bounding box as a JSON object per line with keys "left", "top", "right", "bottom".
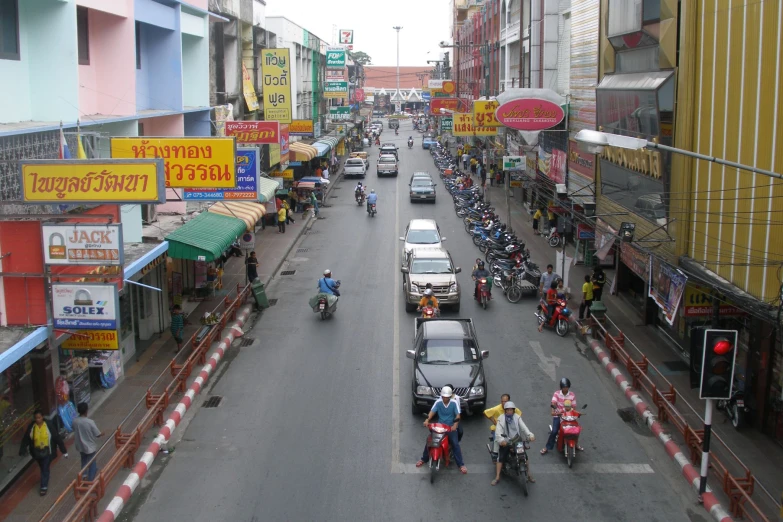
{"left": 736, "top": 400, "right": 744, "bottom": 407}
{"left": 420, "top": 195, "right": 428, "bottom": 199}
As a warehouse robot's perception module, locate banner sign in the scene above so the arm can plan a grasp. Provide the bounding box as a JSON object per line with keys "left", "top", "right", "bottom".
{"left": 52, "top": 283, "right": 119, "bottom": 330}
{"left": 289, "top": 119, "right": 314, "bottom": 136}
{"left": 495, "top": 98, "right": 565, "bottom": 131}
{"left": 261, "top": 49, "right": 292, "bottom": 123}
{"left": 242, "top": 63, "right": 259, "bottom": 112}
{"left": 440, "top": 117, "right": 453, "bottom": 133}
{"left": 326, "top": 47, "right": 346, "bottom": 68}
{"left": 329, "top": 107, "right": 352, "bottom": 120}
{"left": 620, "top": 243, "right": 650, "bottom": 280}
{"left": 280, "top": 124, "right": 290, "bottom": 166}
{"left": 225, "top": 121, "right": 279, "bottom": 144}
{"left": 42, "top": 224, "right": 123, "bottom": 265}
{"left": 576, "top": 223, "right": 595, "bottom": 240}
{"left": 568, "top": 138, "right": 596, "bottom": 180}
{"left": 183, "top": 147, "right": 259, "bottom": 201}
{"left": 502, "top": 156, "right": 524, "bottom": 171}
{"left": 62, "top": 330, "right": 119, "bottom": 350}
{"left": 354, "top": 88, "right": 365, "bottom": 102}
{"left": 430, "top": 98, "right": 460, "bottom": 113}
{"left": 19, "top": 159, "right": 165, "bottom": 204}
{"left": 473, "top": 100, "right": 501, "bottom": 127}
{"left": 111, "top": 138, "right": 236, "bottom": 189}
{"left": 452, "top": 112, "right": 498, "bottom": 137}
{"left": 537, "top": 145, "right": 567, "bottom": 184}
{"left": 325, "top": 81, "right": 349, "bottom": 98}
{"left": 683, "top": 283, "right": 746, "bottom": 317}
{"left": 281, "top": 168, "right": 294, "bottom": 180}
{"left": 648, "top": 257, "right": 688, "bottom": 326}
{"left": 339, "top": 29, "right": 354, "bottom": 44}
{"left": 326, "top": 69, "right": 345, "bottom": 80}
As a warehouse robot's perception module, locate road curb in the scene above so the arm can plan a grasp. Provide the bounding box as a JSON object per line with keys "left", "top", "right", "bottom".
{"left": 586, "top": 338, "right": 734, "bottom": 522}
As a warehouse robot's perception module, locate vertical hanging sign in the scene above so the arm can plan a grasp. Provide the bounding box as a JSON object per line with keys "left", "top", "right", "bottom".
{"left": 261, "top": 49, "right": 292, "bottom": 123}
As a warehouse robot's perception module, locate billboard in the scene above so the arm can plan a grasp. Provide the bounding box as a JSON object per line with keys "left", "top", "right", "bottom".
{"left": 430, "top": 98, "right": 460, "bottom": 113}
{"left": 19, "top": 159, "right": 165, "bottom": 204}
{"left": 42, "top": 224, "right": 123, "bottom": 265}
{"left": 339, "top": 29, "right": 354, "bottom": 44}
{"left": 289, "top": 120, "right": 314, "bottom": 136}
{"left": 452, "top": 113, "right": 498, "bottom": 137}
{"left": 261, "top": 49, "right": 292, "bottom": 123}
{"left": 473, "top": 100, "right": 501, "bottom": 127}
{"left": 325, "top": 81, "right": 349, "bottom": 98}
{"left": 225, "top": 121, "right": 279, "bottom": 144}
{"left": 183, "top": 147, "right": 260, "bottom": 201}
{"left": 326, "top": 47, "right": 347, "bottom": 68}
{"left": 52, "top": 283, "right": 119, "bottom": 330}
{"left": 62, "top": 330, "right": 120, "bottom": 350}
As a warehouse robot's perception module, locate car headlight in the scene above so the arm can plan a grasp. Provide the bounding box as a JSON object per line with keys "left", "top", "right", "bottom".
{"left": 410, "top": 283, "right": 419, "bottom": 292}
{"left": 469, "top": 386, "right": 485, "bottom": 397}
{"left": 449, "top": 282, "right": 458, "bottom": 292}
{"left": 416, "top": 386, "right": 433, "bottom": 396}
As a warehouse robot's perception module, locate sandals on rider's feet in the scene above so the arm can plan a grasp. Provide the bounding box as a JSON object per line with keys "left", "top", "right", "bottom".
{"left": 415, "top": 460, "right": 425, "bottom": 468}
{"left": 527, "top": 475, "right": 536, "bottom": 483}
{"left": 540, "top": 448, "right": 548, "bottom": 455}
{"left": 577, "top": 445, "right": 585, "bottom": 451}
{"left": 490, "top": 479, "right": 499, "bottom": 486}
{"left": 460, "top": 466, "right": 468, "bottom": 474}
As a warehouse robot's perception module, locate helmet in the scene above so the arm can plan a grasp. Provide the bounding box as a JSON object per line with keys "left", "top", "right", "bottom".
{"left": 440, "top": 386, "right": 453, "bottom": 398}
{"left": 358, "top": 182, "right": 362, "bottom": 186}
{"left": 503, "top": 401, "right": 517, "bottom": 411}
{"left": 477, "top": 261, "right": 485, "bottom": 269}
{"left": 323, "top": 269, "right": 332, "bottom": 277}
{"left": 424, "top": 289, "right": 433, "bottom": 297}
{"left": 371, "top": 189, "right": 375, "bottom": 194}
{"left": 560, "top": 377, "right": 571, "bottom": 389}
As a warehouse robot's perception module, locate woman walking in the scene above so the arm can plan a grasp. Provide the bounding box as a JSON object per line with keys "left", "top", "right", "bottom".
{"left": 20, "top": 410, "right": 68, "bottom": 496}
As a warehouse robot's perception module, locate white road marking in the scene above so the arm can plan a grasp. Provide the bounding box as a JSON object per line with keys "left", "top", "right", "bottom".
{"left": 529, "top": 340, "right": 560, "bottom": 382}
{"left": 391, "top": 175, "right": 402, "bottom": 474}
{"left": 395, "top": 462, "right": 655, "bottom": 475}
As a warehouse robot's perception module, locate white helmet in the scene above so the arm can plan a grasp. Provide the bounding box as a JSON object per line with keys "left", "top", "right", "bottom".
{"left": 371, "top": 189, "right": 375, "bottom": 194}
{"left": 423, "top": 288, "right": 433, "bottom": 296}
{"left": 440, "top": 386, "right": 453, "bottom": 398}
{"left": 503, "top": 401, "right": 517, "bottom": 411}
{"left": 323, "top": 269, "right": 332, "bottom": 277}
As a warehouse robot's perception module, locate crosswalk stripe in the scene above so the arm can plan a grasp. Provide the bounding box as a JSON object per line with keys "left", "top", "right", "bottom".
{"left": 395, "top": 462, "right": 655, "bottom": 475}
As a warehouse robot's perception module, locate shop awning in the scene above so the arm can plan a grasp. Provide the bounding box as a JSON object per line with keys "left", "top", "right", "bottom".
{"left": 0, "top": 327, "right": 47, "bottom": 374}
{"left": 312, "top": 142, "right": 331, "bottom": 157}
{"left": 209, "top": 201, "right": 266, "bottom": 231}
{"left": 124, "top": 241, "right": 169, "bottom": 280}
{"left": 165, "top": 212, "right": 247, "bottom": 262}
{"left": 289, "top": 142, "right": 317, "bottom": 161}
{"left": 257, "top": 176, "right": 280, "bottom": 202}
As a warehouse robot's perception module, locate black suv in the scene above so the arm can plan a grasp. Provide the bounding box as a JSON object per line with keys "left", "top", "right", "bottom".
{"left": 407, "top": 318, "right": 488, "bottom": 415}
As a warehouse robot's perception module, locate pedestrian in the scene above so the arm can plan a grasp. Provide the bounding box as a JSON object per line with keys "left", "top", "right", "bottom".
{"left": 457, "top": 147, "right": 463, "bottom": 159}
{"left": 72, "top": 402, "right": 104, "bottom": 481}
{"left": 579, "top": 274, "right": 594, "bottom": 320}
{"left": 539, "top": 264, "right": 560, "bottom": 297}
{"left": 315, "top": 165, "right": 323, "bottom": 178}
{"left": 284, "top": 200, "right": 295, "bottom": 225}
{"left": 246, "top": 251, "right": 259, "bottom": 282}
{"left": 489, "top": 164, "right": 495, "bottom": 186}
{"left": 19, "top": 409, "right": 68, "bottom": 496}
{"left": 470, "top": 156, "right": 478, "bottom": 176}
{"left": 310, "top": 191, "right": 319, "bottom": 217}
{"left": 461, "top": 151, "right": 469, "bottom": 171}
{"left": 547, "top": 207, "right": 557, "bottom": 234}
{"left": 322, "top": 166, "right": 330, "bottom": 181}
{"left": 170, "top": 304, "right": 184, "bottom": 352}
{"left": 591, "top": 266, "right": 606, "bottom": 301}
{"left": 277, "top": 205, "right": 286, "bottom": 233}
{"left": 532, "top": 207, "right": 542, "bottom": 235}
{"left": 479, "top": 163, "right": 486, "bottom": 187}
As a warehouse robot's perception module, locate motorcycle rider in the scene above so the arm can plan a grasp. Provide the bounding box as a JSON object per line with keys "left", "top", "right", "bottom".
{"left": 472, "top": 261, "right": 492, "bottom": 300}
{"left": 354, "top": 182, "right": 365, "bottom": 203}
{"left": 491, "top": 401, "right": 535, "bottom": 486}
{"left": 317, "top": 269, "right": 340, "bottom": 297}
{"left": 366, "top": 189, "right": 377, "bottom": 213}
{"left": 408, "top": 136, "right": 414, "bottom": 148}
{"left": 539, "top": 264, "right": 560, "bottom": 296}
{"left": 417, "top": 288, "right": 440, "bottom": 315}
{"left": 538, "top": 280, "right": 559, "bottom": 333}
{"left": 484, "top": 393, "right": 521, "bottom": 441}
{"left": 416, "top": 386, "right": 467, "bottom": 474}
{"left": 541, "top": 378, "right": 582, "bottom": 454}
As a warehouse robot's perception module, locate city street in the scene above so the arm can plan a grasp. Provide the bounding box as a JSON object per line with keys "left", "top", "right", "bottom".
{"left": 120, "top": 119, "right": 699, "bottom": 522}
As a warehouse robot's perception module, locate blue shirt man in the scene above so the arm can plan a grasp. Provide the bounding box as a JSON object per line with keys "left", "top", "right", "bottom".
{"left": 367, "top": 192, "right": 377, "bottom": 204}
{"left": 317, "top": 277, "right": 339, "bottom": 295}
{"left": 417, "top": 387, "right": 466, "bottom": 472}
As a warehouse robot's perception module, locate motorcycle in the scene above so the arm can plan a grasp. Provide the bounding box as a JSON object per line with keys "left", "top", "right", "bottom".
{"left": 716, "top": 379, "right": 749, "bottom": 429}
{"left": 549, "top": 405, "right": 587, "bottom": 468}
{"left": 355, "top": 191, "right": 365, "bottom": 205}
{"left": 425, "top": 423, "right": 455, "bottom": 483}
{"left": 475, "top": 277, "right": 492, "bottom": 309}
{"left": 486, "top": 437, "right": 532, "bottom": 496}
{"left": 417, "top": 305, "right": 440, "bottom": 319}
{"left": 368, "top": 202, "right": 377, "bottom": 217}
{"left": 408, "top": 140, "right": 414, "bottom": 149}
{"left": 546, "top": 227, "right": 562, "bottom": 248}
{"left": 535, "top": 297, "right": 571, "bottom": 336}
{"left": 311, "top": 281, "right": 341, "bottom": 320}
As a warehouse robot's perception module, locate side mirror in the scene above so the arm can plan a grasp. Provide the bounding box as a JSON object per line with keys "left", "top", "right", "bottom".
{"left": 406, "top": 350, "right": 416, "bottom": 359}
{"left": 481, "top": 350, "right": 490, "bottom": 359}
{"left": 401, "top": 267, "right": 409, "bottom": 273}
{"left": 399, "top": 237, "right": 405, "bottom": 241}
{"left": 441, "top": 237, "right": 447, "bottom": 241}
{"left": 455, "top": 267, "right": 462, "bottom": 274}
{"left": 582, "top": 404, "right": 588, "bottom": 409}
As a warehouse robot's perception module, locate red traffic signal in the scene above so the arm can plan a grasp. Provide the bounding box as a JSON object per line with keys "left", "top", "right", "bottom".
{"left": 700, "top": 329, "right": 739, "bottom": 400}
{"left": 712, "top": 338, "right": 733, "bottom": 355}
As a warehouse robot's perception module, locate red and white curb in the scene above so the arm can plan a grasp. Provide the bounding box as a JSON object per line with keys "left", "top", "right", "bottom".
{"left": 588, "top": 339, "right": 733, "bottom": 522}
{"left": 98, "top": 306, "right": 252, "bottom": 522}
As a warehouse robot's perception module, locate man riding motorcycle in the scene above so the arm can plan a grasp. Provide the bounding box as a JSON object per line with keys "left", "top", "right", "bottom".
{"left": 366, "top": 189, "right": 377, "bottom": 213}
{"left": 417, "top": 288, "right": 440, "bottom": 315}
{"left": 416, "top": 386, "right": 467, "bottom": 474}
{"left": 354, "top": 182, "right": 366, "bottom": 203}
{"left": 472, "top": 261, "right": 492, "bottom": 300}
{"left": 408, "top": 136, "right": 414, "bottom": 148}
{"left": 538, "top": 280, "right": 559, "bottom": 332}
{"left": 542, "top": 378, "right": 583, "bottom": 454}
{"left": 317, "top": 269, "right": 341, "bottom": 297}
{"left": 491, "top": 401, "right": 535, "bottom": 486}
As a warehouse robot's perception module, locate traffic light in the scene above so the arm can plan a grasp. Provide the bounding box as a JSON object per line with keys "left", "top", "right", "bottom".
{"left": 699, "top": 329, "right": 738, "bottom": 400}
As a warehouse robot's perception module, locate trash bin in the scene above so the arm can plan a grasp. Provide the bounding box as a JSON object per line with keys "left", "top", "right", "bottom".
{"left": 251, "top": 278, "right": 270, "bottom": 309}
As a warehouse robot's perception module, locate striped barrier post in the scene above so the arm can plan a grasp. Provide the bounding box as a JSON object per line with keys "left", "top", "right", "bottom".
{"left": 588, "top": 338, "right": 734, "bottom": 522}
{"left": 97, "top": 305, "right": 253, "bottom": 522}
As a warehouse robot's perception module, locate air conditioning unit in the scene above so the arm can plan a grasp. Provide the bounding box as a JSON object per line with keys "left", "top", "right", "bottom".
{"left": 142, "top": 204, "right": 157, "bottom": 223}
{"left": 555, "top": 184, "right": 567, "bottom": 197}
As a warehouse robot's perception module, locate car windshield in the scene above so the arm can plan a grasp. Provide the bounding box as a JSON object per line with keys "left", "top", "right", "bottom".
{"left": 411, "top": 258, "right": 453, "bottom": 274}
{"left": 406, "top": 229, "right": 440, "bottom": 244}
{"left": 420, "top": 339, "right": 478, "bottom": 364}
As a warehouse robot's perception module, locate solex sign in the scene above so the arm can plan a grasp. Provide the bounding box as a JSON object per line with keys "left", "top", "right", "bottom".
{"left": 326, "top": 47, "right": 346, "bottom": 68}
{"left": 52, "top": 283, "right": 119, "bottom": 330}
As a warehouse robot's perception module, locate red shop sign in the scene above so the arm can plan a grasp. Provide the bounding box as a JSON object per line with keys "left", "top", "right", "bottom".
{"left": 225, "top": 121, "right": 280, "bottom": 144}
{"left": 495, "top": 98, "right": 565, "bottom": 131}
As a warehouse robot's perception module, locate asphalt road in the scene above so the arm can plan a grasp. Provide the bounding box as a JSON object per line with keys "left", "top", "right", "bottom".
{"left": 124, "top": 120, "right": 706, "bottom": 522}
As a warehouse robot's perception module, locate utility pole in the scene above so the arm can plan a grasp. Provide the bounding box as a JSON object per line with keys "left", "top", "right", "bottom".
{"left": 393, "top": 26, "right": 403, "bottom": 101}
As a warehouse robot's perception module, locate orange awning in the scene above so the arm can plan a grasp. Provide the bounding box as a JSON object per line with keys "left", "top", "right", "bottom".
{"left": 290, "top": 142, "right": 317, "bottom": 161}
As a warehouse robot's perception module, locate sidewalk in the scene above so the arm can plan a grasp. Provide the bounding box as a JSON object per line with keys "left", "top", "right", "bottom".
{"left": 0, "top": 171, "right": 342, "bottom": 521}
{"left": 483, "top": 183, "right": 783, "bottom": 515}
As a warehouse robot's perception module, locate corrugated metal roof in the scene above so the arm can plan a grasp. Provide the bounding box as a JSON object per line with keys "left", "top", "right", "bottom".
{"left": 597, "top": 70, "right": 674, "bottom": 91}
{"left": 165, "top": 212, "right": 246, "bottom": 262}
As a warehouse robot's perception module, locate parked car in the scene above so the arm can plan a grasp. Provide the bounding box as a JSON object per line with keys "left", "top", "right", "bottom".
{"left": 400, "top": 219, "right": 445, "bottom": 267}
{"left": 422, "top": 136, "right": 437, "bottom": 149}
{"left": 402, "top": 246, "right": 461, "bottom": 313}
{"left": 343, "top": 158, "right": 367, "bottom": 178}
{"left": 377, "top": 154, "right": 399, "bottom": 176}
{"left": 407, "top": 318, "right": 488, "bottom": 414}
{"left": 410, "top": 178, "right": 436, "bottom": 202}
{"left": 380, "top": 144, "right": 398, "bottom": 159}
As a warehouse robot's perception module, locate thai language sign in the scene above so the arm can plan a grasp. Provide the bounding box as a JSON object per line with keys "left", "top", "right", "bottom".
{"left": 111, "top": 138, "right": 237, "bottom": 189}
{"left": 62, "top": 330, "right": 119, "bottom": 350}
{"left": 325, "top": 81, "right": 349, "bottom": 98}
{"left": 329, "top": 107, "right": 351, "bottom": 120}
{"left": 683, "top": 283, "right": 745, "bottom": 317}
{"left": 452, "top": 113, "right": 498, "bottom": 137}
{"left": 184, "top": 147, "right": 259, "bottom": 201}
{"left": 19, "top": 159, "right": 165, "bottom": 204}
{"left": 242, "top": 63, "right": 259, "bottom": 112}
{"left": 430, "top": 98, "right": 460, "bottom": 113}
{"left": 42, "top": 224, "right": 123, "bottom": 265}
{"left": 648, "top": 257, "right": 688, "bottom": 326}
{"left": 440, "top": 117, "right": 453, "bottom": 133}
{"left": 620, "top": 243, "right": 650, "bottom": 280}
{"left": 290, "top": 119, "right": 314, "bottom": 136}
{"left": 326, "top": 47, "right": 346, "bottom": 68}
{"left": 280, "top": 124, "right": 290, "bottom": 166}
{"left": 537, "top": 145, "right": 567, "bottom": 184}
{"left": 52, "top": 283, "right": 119, "bottom": 330}
{"left": 495, "top": 98, "right": 565, "bottom": 131}
{"left": 261, "top": 49, "right": 292, "bottom": 123}
{"left": 225, "top": 121, "right": 279, "bottom": 144}
{"left": 568, "top": 138, "right": 595, "bottom": 180}
{"left": 473, "top": 100, "right": 501, "bottom": 127}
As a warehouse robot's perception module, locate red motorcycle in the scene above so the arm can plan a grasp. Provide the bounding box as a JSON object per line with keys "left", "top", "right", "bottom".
{"left": 475, "top": 277, "right": 492, "bottom": 309}
{"left": 549, "top": 405, "right": 586, "bottom": 468}
{"left": 535, "top": 297, "right": 571, "bottom": 336}
{"left": 417, "top": 305, "right": 439, "bottom": 319}
{"left": 425, "top": 423, "right": 454, "bottom": 483}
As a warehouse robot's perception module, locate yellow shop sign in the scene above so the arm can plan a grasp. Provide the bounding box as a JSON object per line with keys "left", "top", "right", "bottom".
{"left": 261, "top": 49, "right": 292, "bottom": 123}
{"left": 473, "top": 100, "right": 501, "bottom": 127}
{"left": 111, "top": 138, "right": 237, "bottom": 189}
{"left": 62, "top": 329, "right": 120, "bottom": 350}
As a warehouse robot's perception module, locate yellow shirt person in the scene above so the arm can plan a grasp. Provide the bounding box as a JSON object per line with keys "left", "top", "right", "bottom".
{"left": 484, "top": 402, "right": 523, "bottom": 431}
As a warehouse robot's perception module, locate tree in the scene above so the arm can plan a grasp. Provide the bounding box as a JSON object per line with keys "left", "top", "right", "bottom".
{"left": 349, "top": 51, "right": 372, "bottom": 65}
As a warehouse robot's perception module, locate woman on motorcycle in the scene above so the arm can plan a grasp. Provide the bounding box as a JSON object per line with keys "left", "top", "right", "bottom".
{"left": 491, "top": 401, "right": 535, "bottom": 486}
{"left": 538, "top": 280, "right": 559, "bottom": 332}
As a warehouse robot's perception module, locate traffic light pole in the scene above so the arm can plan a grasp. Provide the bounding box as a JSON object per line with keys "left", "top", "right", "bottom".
{"left": 698, "top": 398, "right": 714, "bottom": 501}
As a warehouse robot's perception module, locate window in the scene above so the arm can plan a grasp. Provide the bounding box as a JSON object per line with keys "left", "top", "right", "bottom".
{"left": 77, "top": 6, "right": 89, "bottom": 65}
{"left": 0, "top": 0, "right": 20, "bottom": 60}
{"left": 135, "top": 21, "right": 141, "bottom": 69}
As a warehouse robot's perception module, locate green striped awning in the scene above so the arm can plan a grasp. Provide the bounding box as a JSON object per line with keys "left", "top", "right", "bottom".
{"left": 165, "top": 212, "right": 247, "bottom": 262}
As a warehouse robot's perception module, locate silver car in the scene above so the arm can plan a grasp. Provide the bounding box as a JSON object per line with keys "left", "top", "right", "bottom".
{"left": 400, "top": 219, "right": 445, "bottom": 267}
{"left": 402, "top": 247, "right": 461, "bottom": 313}
{"left": 377, "top": 154, "right": 398, "bottom": 176}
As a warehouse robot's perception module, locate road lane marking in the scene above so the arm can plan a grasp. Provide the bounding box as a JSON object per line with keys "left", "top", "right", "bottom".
{"left": 529, "top": 340, "right": 560, "bottom": 382}
{"left": 395, "top": 462, "right": 655, "bottom": 475}
{"left": 391, "top": 171, "right": 401, "bottom": 474}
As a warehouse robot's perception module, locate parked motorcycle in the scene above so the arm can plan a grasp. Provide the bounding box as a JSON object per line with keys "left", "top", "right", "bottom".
{"left": 368, "top": 203, "right": 377, "bottom": 217}
{"left": 546, "top": 227, "right": 562, "bottom": 248}
{"left": 548, "top": 405, "right": 587, "bottom": 468}
{"left": 486, "top": 437, "right": 532, "bottom": 496}
{"left": 716, "top": 379, "right": 748, "bottom": 429}
{"left": 425, "top": 423, "right": 455, "bottom": 483}
{"left": 535, "top": 297, "right": 571, "bottom": 336}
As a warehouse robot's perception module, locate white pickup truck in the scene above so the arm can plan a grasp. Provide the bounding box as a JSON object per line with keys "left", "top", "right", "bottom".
{"left": 343, "top": 158, "right": 367, "bottom": 179}
{"left": 377, "top": 154, "right": 398, "bottom": 176}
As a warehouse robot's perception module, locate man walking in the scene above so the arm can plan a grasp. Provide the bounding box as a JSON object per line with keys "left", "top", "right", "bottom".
{"left": 462, "top": 151, "right": 469, "bottom": 171}
{"left": 310, "top": 192, "right": 319, "bottom": 217}
{"left": 170, "top": 305, "right": 184, "bottom": 353}
{"left": 20, "top": 409, "right": 68, "bottom": 496}
{"left": 579, "top": 274, "right": 594, "bottom": 320}
{"left": 73, "top": 402, "right": 104, "bottom": 481}
{"left": 246, "top": 251, "right": 259, "bottom": 282}
{"left": 277, "top": 205, "right": 286, "bottom": 233}
{"left": 539, "top": 264, "right": 560, "bottom": 297}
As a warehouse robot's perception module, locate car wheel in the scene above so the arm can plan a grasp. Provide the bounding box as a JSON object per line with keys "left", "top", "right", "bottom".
{"left": 411, "top": 401, "right": 420, "bottom": 415}
{"left": 405, "top": 302, "right": 417, "bottom": 313}
{"left": 451, "top": 302, "right": 460, "bottom": 313}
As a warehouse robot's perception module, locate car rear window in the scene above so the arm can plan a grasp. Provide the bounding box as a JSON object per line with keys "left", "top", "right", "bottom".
{"left": 347, "top": 160, "right": 363, "bottom": 166}
{"left": 380, "top": 157, "right": 396, "bottom": 164}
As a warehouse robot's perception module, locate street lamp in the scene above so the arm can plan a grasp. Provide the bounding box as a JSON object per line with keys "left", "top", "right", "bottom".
{"left": 574, "top": 129, "right": 783, "bottom": 180}
{"left": 393, "top": 26, "right": 403, "bottom": 107}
